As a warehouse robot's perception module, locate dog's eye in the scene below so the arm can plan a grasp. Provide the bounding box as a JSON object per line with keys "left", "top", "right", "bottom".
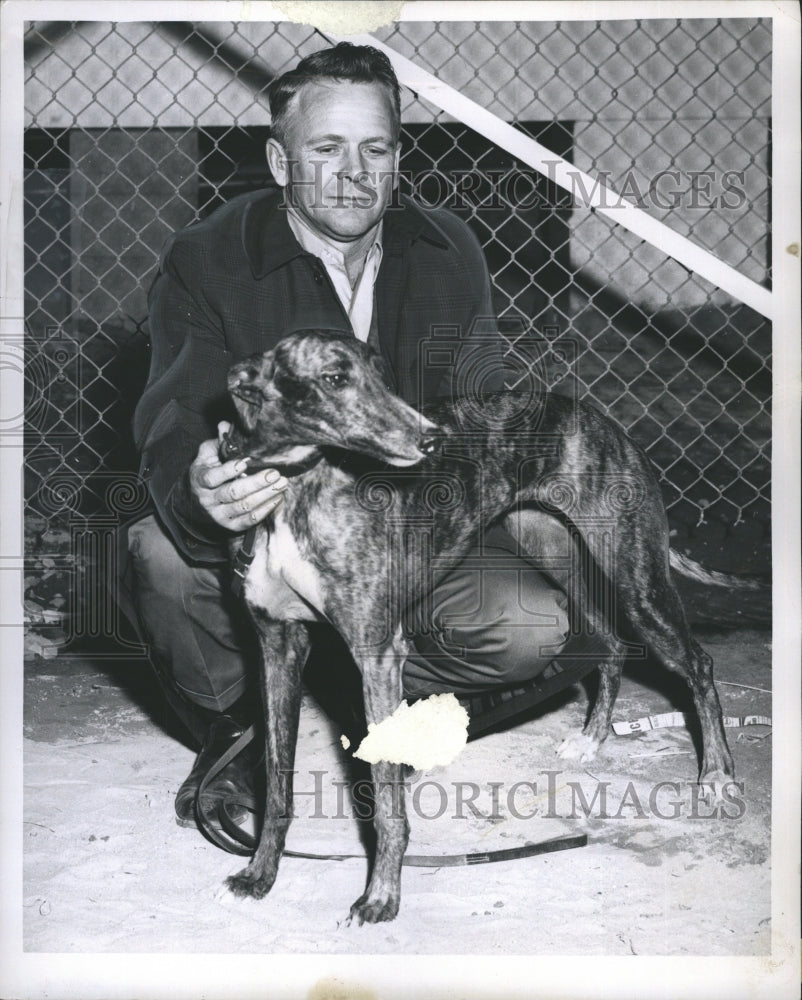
{"left": 321, "top": 371, "right": 348, "bottom": 388}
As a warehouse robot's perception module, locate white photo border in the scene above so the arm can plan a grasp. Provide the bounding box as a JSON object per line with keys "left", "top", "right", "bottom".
{"left": 1, "top": 2, "right": 799, "bottom": 997}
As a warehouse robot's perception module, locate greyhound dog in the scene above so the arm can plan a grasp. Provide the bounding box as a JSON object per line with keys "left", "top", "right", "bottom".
{"left": 218, "top": 329, "right": 734, "bottom": 924}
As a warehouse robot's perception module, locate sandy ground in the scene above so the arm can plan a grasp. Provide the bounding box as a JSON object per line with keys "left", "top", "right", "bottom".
{"left": 22, "top": 626, "right": 773, "bottom": 957}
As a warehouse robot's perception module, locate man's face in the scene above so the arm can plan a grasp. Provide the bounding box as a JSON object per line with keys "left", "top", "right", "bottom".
{"left": 267, "top": 80, "right": 400, "bottom": 243}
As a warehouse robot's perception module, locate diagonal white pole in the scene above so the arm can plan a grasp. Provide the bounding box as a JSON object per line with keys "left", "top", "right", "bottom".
{"left": 337, "top": 32, "right": 774, "bottom": 321}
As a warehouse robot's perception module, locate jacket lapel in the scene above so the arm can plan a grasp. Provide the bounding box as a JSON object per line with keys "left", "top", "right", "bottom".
{"left": 376, "top": 197, "right": 453, "bottom": 398}
{"left": 375, "top": 222, "right": 406, "bottom": 391}
{"left": 242, "top": 190, "right": 306, "bottom": 279}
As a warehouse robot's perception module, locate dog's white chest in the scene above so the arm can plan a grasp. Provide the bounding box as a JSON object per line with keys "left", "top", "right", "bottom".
{"left": 242, "top": 513, "right": 325, "bottom": 622}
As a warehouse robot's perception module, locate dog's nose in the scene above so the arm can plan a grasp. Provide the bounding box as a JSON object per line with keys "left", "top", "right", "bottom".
{"left": 418, "top": 435, "right": 440, "bottom": 456}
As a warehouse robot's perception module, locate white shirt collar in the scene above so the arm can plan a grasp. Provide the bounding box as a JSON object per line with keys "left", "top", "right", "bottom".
{"left": 286, "top": 208, "right": 383, "bottom": 343}
{"left": 286, "top": 207, "right": 382, "bottom": 277}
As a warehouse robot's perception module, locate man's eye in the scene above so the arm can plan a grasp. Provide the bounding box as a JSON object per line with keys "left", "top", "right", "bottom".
{"left": 314, "top": 145, "right": 338, "bottom": 155}
{"left": 321, "top": 371, "right": 348, "bottom": 388}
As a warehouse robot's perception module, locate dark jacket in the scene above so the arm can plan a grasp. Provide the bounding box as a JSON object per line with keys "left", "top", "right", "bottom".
{"left": 135, "top": 189, "right": 505, "bottom": 563}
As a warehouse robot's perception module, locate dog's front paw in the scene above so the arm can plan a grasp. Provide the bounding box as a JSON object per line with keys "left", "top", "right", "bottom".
{"left": 346, "top": 891, "right": 400, "bottom": 926}
{"left": 556, "top": 731, "right": 600, "bottom": 762}
{"left": 226, "top": 862, "right": 278, "bottom": 901}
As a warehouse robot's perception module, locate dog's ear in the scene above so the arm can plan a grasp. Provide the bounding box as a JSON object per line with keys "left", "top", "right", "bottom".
{"left": 230, "top": 386, "right": 262, "bottom": 433}
{"left": 255, "top": 352, "right": 278, "bottom": 397}
{"left": 228, "top": 352, "right": 275, "bottom": 432}
{"left": 234, "top": 396, "right": 262, "bottom": 434}
{"left": 261, "top": 354, "right": 276, "bottom": 384}
{"left": 367, "top": 349, "right": 390, "bottom": 382}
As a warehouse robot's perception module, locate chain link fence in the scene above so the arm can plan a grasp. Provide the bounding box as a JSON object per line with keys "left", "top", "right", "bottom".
{"left": 22, "top": 17, "right": 771, "bottom": 643}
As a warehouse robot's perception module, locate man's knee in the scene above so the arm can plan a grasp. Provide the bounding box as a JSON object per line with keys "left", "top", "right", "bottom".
{"left": 435, "top": 568, "right": 570, "bottom": 686}
{"left": 126, "top": 514, "right": 252, "bottom": 709}
{"left": 128, "top": 515, "right": 188, "bottom": 592}
{"left": 127, "top": 514, "right": 228, "bottom": 631}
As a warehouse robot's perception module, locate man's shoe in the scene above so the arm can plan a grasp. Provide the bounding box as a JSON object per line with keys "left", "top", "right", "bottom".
{"left": 461, "top": 655, "right": 600, "bottom": 741}
{"left": 174, "top": 714, "right": 260, "bottom": 829}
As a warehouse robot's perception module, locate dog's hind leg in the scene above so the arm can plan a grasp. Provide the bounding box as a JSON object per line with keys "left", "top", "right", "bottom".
{"left": 625, "top": 586, "right": 734, "bottom": 788}
{"left": 227, "top": 620, "right": 310, "bottom": 900}
{"left": 603, "top": 515, "right": 735, "bottom": 790}
{"left": 565, "top": 530, "right": 633, "bottom": 760}
{"left": 556, "top": 620, "right": 627, "bottom": 763}
{"left": 347, "top": 627, "right": 409, "bottom": 925}
{"left": 686, "top": 637, "right": 735, "bottom": 790}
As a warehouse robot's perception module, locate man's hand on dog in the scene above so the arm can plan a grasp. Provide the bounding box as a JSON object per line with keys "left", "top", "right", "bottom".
{"left": 189, "top": 421, "right": 288, "bottom": 531}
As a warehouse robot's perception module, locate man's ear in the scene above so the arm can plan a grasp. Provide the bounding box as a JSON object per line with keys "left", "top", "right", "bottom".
{"left": 266, "top": 137, "right": 290, "bottom": 187}
{"left": 392, "top": 143, "right": 401, "bottom": 190}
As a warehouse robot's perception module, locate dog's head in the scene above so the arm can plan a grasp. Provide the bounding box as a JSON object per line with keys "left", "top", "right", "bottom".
{"left": 223, "top": 330, "right": 440, "bottom": 468}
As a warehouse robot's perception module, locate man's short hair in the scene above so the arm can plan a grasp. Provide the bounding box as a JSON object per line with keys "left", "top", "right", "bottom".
{"left": 268, "top": 42, "right": 402, "bottom": 147}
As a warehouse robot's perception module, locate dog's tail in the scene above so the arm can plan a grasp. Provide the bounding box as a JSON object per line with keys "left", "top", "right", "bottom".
{"left": 669, "top": 548, "right": 766, "bottom": 591}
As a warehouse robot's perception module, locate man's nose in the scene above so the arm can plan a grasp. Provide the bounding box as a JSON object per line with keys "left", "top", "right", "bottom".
{"left": 341, "top": 146, "right": 367, "bottom": 181}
